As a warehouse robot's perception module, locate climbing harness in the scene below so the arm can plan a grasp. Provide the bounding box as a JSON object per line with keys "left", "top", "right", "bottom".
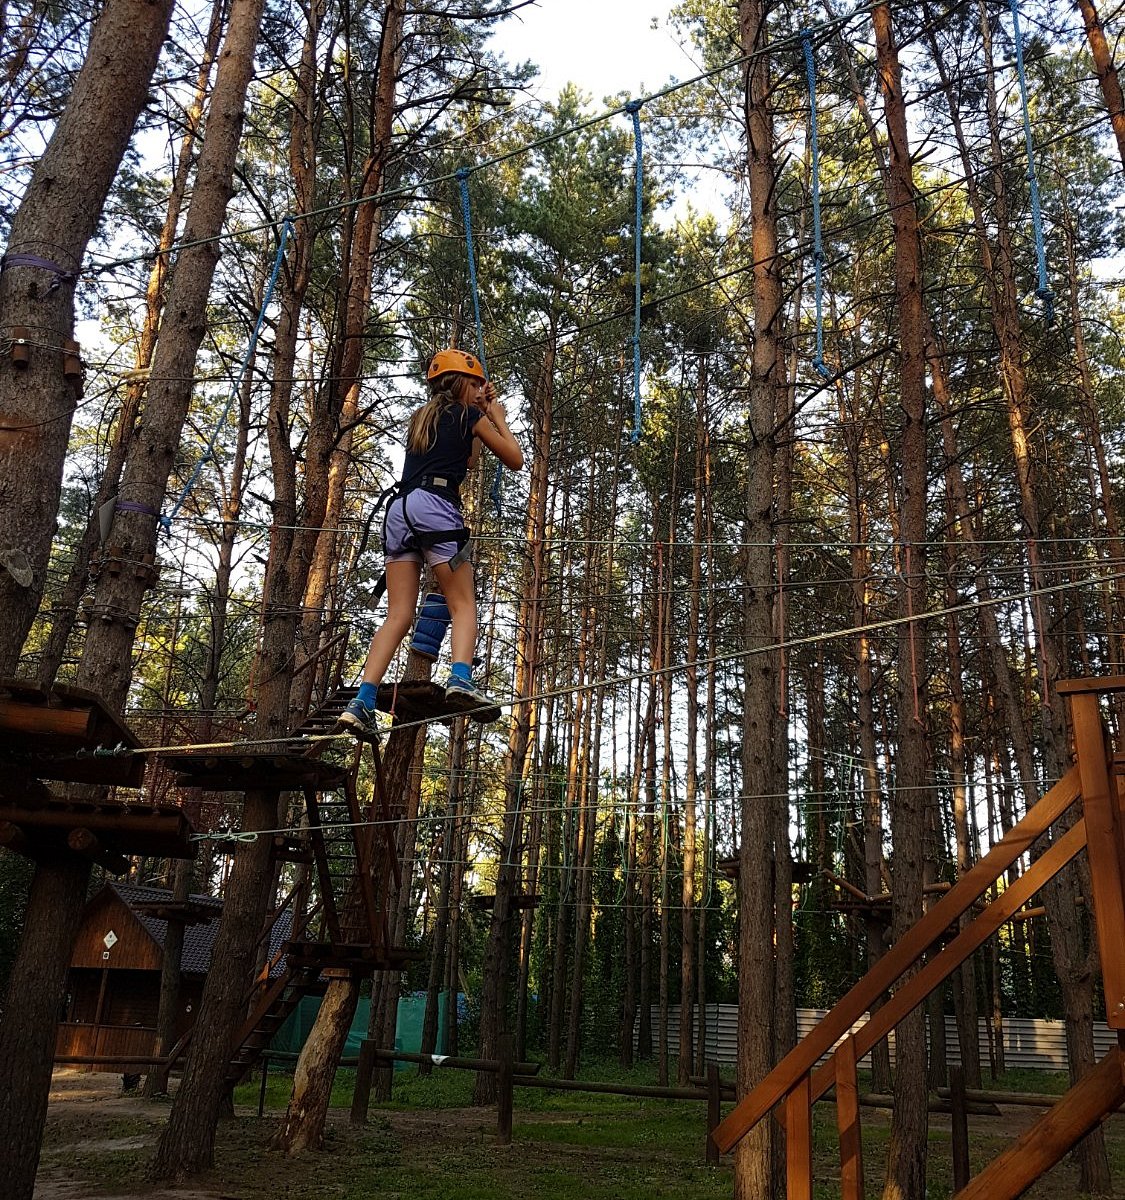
{"left": 456, "top": 166, "right": 503, "bottom": 516}
{"left": 800, "top": 30, "right": 833, "bottom": 380}
{"left": 1007, "top": 0, "right": 1054, "bottom": 321}
{"left": 625, "top": 99, "right": 645, "bottom": 443}
{"left": 368, "top": 469, "right": 473, "bottom": 605}
{"left": 162, "top": 217, "right": 294, "bottom": 530}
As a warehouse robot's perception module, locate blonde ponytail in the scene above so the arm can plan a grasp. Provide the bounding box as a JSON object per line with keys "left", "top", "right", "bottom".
{"left": 406, "top": 374, "right": 473, "bottom": 453}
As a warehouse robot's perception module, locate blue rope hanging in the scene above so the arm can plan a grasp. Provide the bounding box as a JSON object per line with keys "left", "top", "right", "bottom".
{"left": 1007, "top": 0, "right": 1054, "bottom": 322}
{"left": 801, "top": 30, "right": 833, "bottom": 380}
{"left": 163, "top": 216, "right": 294, "bottom": 530}
{"left": 455, "top": 166, "right": 503, "bottom": 517}
{"left": 625, "top": 98, "right": 644, "bottom": 444}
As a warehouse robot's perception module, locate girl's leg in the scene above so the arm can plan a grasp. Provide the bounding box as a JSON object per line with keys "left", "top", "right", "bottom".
{"left": 360, "top": 559, "right": 422, "bottom": 684}
{"left": 431, "top": 559, "right": 477, "bottom": 668}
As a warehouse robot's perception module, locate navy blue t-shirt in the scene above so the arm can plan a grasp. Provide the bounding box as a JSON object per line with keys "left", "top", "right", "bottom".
{"left": 401, "top": 404, "right": 483, "bottom": 500}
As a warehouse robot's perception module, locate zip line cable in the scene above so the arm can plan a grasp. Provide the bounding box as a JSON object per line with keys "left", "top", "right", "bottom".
{"left": 81, "top": 1, "right": 882, "bottom": 278}
{"left": 115, "top": 562, "right": 1125, "bottom": 760}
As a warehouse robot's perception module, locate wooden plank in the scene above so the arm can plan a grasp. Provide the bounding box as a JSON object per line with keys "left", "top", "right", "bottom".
{"left": 0, "top": 699, "right": 94, "bottom": 739}
{"left": 949, "top": 1066, "right": 970, "bottom": 1191}
{"left": 302, "top": 788, "right": 342, "bottom": 945}
{"left": 954, "top": 1048, "right": 1125, "bottom": 1200}
{"left": 1056, "top": 676, "right": 1125, "bottom": 695}
{"left": 784, "top": 1074, "right": 813, "bottom": 1200}
{"left": 342, "top": 771, "right": 384, "bottom": 954}
{"left": 835, "top": 1036, "right": 864, "bottom": 1200}
{"left": 712, "top": 766, "right": 1081, "bottom": 1153}
{"left": 808, "top": 820, "right": 1088, "bottom": 1104}
{"left": 1072, "top": 694, "right": 1125, "bottom": 1026}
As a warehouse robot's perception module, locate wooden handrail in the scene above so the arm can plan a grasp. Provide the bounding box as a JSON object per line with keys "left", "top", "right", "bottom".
{"left": 807, "top": 820, "right": 1087, "bottom": 1103}
{"left": 712, "top": 765, "right": 1081, "bottom": 1152}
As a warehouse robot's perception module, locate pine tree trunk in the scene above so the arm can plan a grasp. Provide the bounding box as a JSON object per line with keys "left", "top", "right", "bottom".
{"left": 0, "top": 0, "right": 174, "bottom": 674}
{"left": 152, "top": 789, "right": 280, "bottom": 1180}
{"left": 0, "top": 856, "right": 91, "bottom": 1200}
{"left": 1076, "top": 0, "right": 1125, "bottom": 168}
{"left": 678, "top": 358, "right": 705, "bottom": 1085}
{"left": 75, "top": 0, "right": 266, "bottom": 710}
{"left": 34, "top": 0, "right": 226, "bottom": 688}
{"left": 143, "top": 858, "right": 193, "bottom": 1097}
{"left": 873, "top": 5, "right": 930, "bottom": 1196}
{"left": 274, "top": 977, "right": 359, "bottom": 1153}
{"left": 734, "top": 2, "right": 782, "bottom": 1195}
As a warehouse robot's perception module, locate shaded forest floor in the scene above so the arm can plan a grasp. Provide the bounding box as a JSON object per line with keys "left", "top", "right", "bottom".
{"left": 33, "top": 1063, "right": 1125, "bottom": 1199}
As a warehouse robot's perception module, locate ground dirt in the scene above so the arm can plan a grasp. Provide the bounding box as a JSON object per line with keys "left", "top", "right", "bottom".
{"left": 32, "top": 1066, "right": 1125, "bottom": 1199}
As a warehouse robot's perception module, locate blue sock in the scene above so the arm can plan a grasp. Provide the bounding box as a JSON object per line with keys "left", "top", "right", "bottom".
{"left": 450, "top": 661, "right": 472, "bottom": 682}
{"left": 357, "top": 681, "right": 378, "bottom": 706}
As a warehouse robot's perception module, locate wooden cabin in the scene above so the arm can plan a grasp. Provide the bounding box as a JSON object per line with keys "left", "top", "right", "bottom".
{"left": 55, "top": 882, "right": 290, "bottom": 1070}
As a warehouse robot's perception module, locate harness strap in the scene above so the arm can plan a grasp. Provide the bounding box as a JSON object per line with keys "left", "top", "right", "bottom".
{"left": 370, "top": 478, "right": 472, "bottom": 604}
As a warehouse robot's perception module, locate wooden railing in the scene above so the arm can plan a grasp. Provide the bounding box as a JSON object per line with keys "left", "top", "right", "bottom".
{"left": 712, "top": 679, "right": 1125, "bottom": 1199}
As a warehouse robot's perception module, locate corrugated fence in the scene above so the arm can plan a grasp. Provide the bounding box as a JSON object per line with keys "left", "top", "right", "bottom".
{"left": 646, "top": 1005, "right": 1117, "bottom": 1071}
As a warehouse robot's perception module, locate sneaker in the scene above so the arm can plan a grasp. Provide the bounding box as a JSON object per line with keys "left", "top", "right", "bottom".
{"left": 443, "top": 673, "right": 494, "bottom": 712}
{"left": 336, "top": 695, "right": 378, "bottom": 736}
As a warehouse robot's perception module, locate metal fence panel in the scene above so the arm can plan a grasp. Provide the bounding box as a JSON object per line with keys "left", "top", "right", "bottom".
{"left": 644, "top": 1005, "right": 1112, "bottom": 1072}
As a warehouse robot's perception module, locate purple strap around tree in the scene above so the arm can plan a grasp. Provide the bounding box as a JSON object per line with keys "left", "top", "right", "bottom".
{"left": 0, "top": 252, "right": 78, "bottom": 292}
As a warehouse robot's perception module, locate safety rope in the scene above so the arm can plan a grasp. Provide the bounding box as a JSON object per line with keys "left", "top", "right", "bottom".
{"left": 625, "top": 99, "right": 645, "bottom": 444}
{"left": 800, "top": 30, "right": 833, "bottom": 380}
{"left": 455, "top": 166, "right": 503, "bottom": 517}
{"left": 1007, "top": 0, "right": 1054, "bottom": 322}
{"left": 163, "top": 217, "right": 293, "bottom": 529}
{"left": 102, "top": 563, "right": 1125, "bottom": 761}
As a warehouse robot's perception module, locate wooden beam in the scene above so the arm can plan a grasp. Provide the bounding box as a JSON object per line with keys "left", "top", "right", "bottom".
{"left": 68, "top": 827, "right": 130, "bottom": 874}
{"left": 954, "top": 1048, "right": 1125, "bottom": 1200}
{"left": 785, "top": 1074, "right": 813, "bottom": 1200}
{"left": 1056, "top": 676, "right": 1125, "bottom": 695}
{"left": 1071, "top": 693, "right": 1125, "bottom": 1025}
{"left": 0, "top": 698, "right": 95, "bottom": 739}
{"left": 835, "top": 1036, "right": 864, "bottom": 1200}
{"left": 809, "top": 820, "right": 1088, "bottom": 1104}
{"left": 712, "top": 766, "right": 1081, "bottom": 1153}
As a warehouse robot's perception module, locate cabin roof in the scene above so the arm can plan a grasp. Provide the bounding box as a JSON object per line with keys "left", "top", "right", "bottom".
{"left": 101, "top": 882, "right": 291, "bottom": 976}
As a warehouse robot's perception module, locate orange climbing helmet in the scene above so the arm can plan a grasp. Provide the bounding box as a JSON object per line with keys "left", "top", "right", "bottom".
{"left": 426, "top": 348, "right": 485, "bottom": 383}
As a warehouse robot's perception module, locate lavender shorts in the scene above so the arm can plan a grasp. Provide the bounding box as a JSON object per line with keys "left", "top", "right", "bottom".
{"left": 384, "top": 490, "right": 463, "bottom": 566}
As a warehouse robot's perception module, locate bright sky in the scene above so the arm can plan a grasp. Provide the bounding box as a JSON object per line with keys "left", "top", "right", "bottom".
{"left": 488, "top": 0, "right": 698, "bottom": 104}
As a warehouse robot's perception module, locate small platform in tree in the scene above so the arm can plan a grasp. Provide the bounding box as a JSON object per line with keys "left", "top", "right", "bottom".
{"left": 0, "top": 794, "right": 195, "bottom": 871}
{"left": 159, "top": 750, "right": 348, "bottom": 792}
{"left": 301, "top": 682, "right": 501, "bottom": 733}
{"left": 0, "top": 677, "right": 144, "bottom": 788}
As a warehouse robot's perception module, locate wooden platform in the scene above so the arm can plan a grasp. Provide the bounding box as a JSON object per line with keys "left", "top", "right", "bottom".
{"left": 299, "top": 682, "right": 502, "bottom": 735}
{"left": 283, "top": 939, "right": 423, "bottom": 973}
{"left": 0, "top": 677, "right": 144, "bottom": 788}
{"left": 0, "top": 794, "right": 195, "bottom": 870}
{"left": 158, "top": 751, "right": 349, "bottom": 792}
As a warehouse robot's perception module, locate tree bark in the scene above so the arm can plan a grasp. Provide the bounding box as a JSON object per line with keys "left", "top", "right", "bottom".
{"left": 734, "top": 2, "right": 782, "bottom": 1195}
{"left": 0, "top": 0, "right": 175, "bottom": 674}
{"left": 75, "top": 0, "right": 267, "bottom": 711}
{"left": 34, "top": 0, "right": 227, "bottom": 689}
{"left": 872, "top": 5, "right": 930, "bottom": 1197}
{"left": 1076, "top": 0, "right": 1125, "bottom": 168}
{"left": 274, "top": 977, "right": 359, "bottom": 1153}
{"left": 0, "top": 855, "right": 92, "bottom": 1200}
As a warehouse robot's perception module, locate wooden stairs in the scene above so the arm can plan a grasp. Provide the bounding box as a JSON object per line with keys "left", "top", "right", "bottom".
{"left": 712, "top": 677, "right": 1125, "bottom": 1199}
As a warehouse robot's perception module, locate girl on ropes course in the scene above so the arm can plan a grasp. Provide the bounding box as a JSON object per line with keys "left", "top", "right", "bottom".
{"left": 337, "top": 348, "right": 524, "bottom": 735}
